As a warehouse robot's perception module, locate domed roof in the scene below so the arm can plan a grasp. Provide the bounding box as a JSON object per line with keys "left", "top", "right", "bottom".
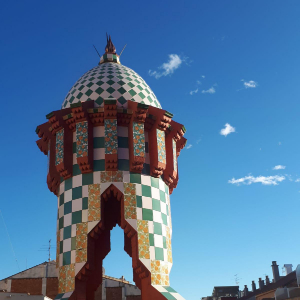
{"left": 62, "top": 62, "right": 161, "bottom": 109}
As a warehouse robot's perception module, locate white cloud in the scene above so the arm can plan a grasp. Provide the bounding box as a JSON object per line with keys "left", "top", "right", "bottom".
{"left": 186, "top": 144, "right": 193, "bottom": 149}
{"left": 273, "top": 165, "right": 286, "bottom": 170}
{"left": 190, "top": 80, "right": 202, "bottom": 95}
{"left": 202, "top": 87, "right": 216, "bottom": 94}
{"left": 295, "top": 178, "right": 300, "bottom": 182}
{"left": 202, "top": 75, "right": 205, "bottom": 78}
{"left": 243, "top": 80, "right": 258, "bottom": 88}
{"left": 189, "top": 88, "right": 199, "bottom": 95}
{"left": 229, "top": 175, "right": 285, "bottom": 186}
{"left": 220, "top": 123, "right": 236, "bottom": 137}
{"left": 149, "top": 54, "right": 183, "bottom": 79}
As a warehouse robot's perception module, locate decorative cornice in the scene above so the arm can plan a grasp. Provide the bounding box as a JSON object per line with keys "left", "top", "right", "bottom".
{"left": 36, "top": 99, "right": 187, "bottom": 194}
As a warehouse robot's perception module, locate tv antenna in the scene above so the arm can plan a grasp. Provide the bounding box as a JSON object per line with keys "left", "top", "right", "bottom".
{"left": 39, "top": 239, "right": 55, "bottom": 262}
{"left": 234, "top": 274, "right": 241, "bottom": 285}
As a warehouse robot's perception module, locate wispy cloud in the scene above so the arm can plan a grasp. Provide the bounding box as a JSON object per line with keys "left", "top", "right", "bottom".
{"left": 279, "top": 142, "right": 282, "bottom": 146}
{"left": 229, "top": 175, "right": 285, "bottom": 186}
{"left": 220, "top": 123, "right": 236, "bottom": 137}
{"left": 186, "top": 144, "right": 193, "bottom": 150}
{"left": 190, "top": 88, "right": 199, "bottom": 96}
{"left": 190, "top": 80, "right": 202, "bottom": 95}
{"left": 202, "top": 87, "right": 216, "bottom": 94}
{"left": 273, "top": 165, "right": 286, "bottom": 170}
{"left": 295, "top": 178, "right": 300, "bottom": 183}
{"left": 201, "top": 75, "right": 205, "bottom": 78}
{"left": 241, "top": 79, "right": 258, "bottom": 89}
{"left": 149, "top": 54, "right": 183, "bottom": 79}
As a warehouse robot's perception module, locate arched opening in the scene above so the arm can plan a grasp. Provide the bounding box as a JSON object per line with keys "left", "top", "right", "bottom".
{"left": 103, "top": 225, "right": 134, "bottom": 282}
{"left": 71, "top": 184, "right": 166, "bottom": 300}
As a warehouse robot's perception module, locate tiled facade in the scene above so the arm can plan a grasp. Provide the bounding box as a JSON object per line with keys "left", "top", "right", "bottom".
{"left": 172, "top": 139, "right": 177, "bottom": 171}
{"left": 157, "top": 129, "right": 166, "bottom": 164}
{"left": 62, "top": 63, "right": 161, "bottom": 110}
{"left": 132, "top": 122, "right": 145, "bottom": 157}
{"left": 37, "top": 39, "right": 186, "bottom": 300}
{"left": 56, "top": 129, "right": 64, "bottom": 166}
{"left": 104, "top": 119, "right": 118, "bottom": 154}
{"left": 55, "top": 125, "right": 184, "bottom": 299}
{"left": 75, "top": 121, "right": 88, "bottom": 158}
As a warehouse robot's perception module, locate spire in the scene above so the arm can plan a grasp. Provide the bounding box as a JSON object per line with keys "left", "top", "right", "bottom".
{"left": 100, "top": 34, "right": 120, "bottom": 64}
{"left": 105, "top": 33, "right": 116, "bottom": 54}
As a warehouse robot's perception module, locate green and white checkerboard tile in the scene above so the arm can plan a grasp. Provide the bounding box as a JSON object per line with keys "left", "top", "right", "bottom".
{"left": 72, "top": 126, "right": 131, "bottom": 173}
{"left": 62, "top": 62, "right": 161, "bottom": 109}
{"left": 54, "top": 292, "right": 73, "bottom": 300}
{"left": 130, "top": 173, "right": 171, "bottom": 263}
{"left": 57, "top": 125, "right": 169, "bottom": 266}
{"left": 72, "top": 125, "right": 148, "bottom": 175}
{"left": 57, "top": 171, "right": 171, "bottom": 265}
{"left": 153, "top": 286, "right": 185, "bottom": 300}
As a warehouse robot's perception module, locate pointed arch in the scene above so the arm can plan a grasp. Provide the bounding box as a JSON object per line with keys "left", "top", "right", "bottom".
{"left": 69, "top": 184, "right": 169, "bottom": 300}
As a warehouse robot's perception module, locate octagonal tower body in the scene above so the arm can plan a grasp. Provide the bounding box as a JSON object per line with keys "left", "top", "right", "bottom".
{"left": 36, "top": 40, "right": 186, "bottom": 300}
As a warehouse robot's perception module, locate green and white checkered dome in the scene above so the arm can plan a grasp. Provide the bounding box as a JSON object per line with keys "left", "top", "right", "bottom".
{"left": 62, "top": 62, "right": 161, "bottom": 109}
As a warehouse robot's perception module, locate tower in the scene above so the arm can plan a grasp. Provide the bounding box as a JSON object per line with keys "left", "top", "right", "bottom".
{"left": 36, "top": 36, "right": 187, "bottom": 300}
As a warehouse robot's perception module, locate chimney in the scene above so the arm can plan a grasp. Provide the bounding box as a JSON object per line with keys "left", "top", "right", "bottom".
{"left": 252, "top": 281, "right": 256, "bottom": 292}
{"left": 258, "top": 278, "right": 265, "bottom": 289}
{"left": 272, "top": 261, "right": 280, "bottom": 282}
{"left": 244, "top": 285, "right": 249, "bottom": 296}
{"left": 265, "top": 275, "right": 270, "bottom": 285}
{"left": 284, "top": 264, "right": 293, "bottom": 275}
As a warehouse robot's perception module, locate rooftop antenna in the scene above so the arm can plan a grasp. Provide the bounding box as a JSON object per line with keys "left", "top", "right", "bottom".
{"left": 93, "top": 45, "right": 101, "bottom": 58}
{"left": 234, "top": 274, "right": 241, "bottom": 285}
{"left": 38, "top": 239, "right": 55, "bottom": 262}
{"left": 48, "top": 239, "right": 51, "bottom": 262}
{"left": 119, "top": 44, "right": 127, "bottom": 57}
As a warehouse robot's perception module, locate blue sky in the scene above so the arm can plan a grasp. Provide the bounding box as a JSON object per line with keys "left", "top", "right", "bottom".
{"left": 1, "top": 1, "right": 300, "bottom": 299}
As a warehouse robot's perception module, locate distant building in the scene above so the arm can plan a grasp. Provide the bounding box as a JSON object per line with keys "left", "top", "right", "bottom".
{"left": 202, "top": 286, "right": 239, "bottom": 300}
{"left": 202, "top": 261, "right": 300, "bottom": 300}
{"left": 213, "top": 286, "right": 240, "bottom": 299}
{"left": 239, "top": 262, "right": 298, "bottom": 300}
{"left": 0, "top": 261, "right": 141, "bottom": 300}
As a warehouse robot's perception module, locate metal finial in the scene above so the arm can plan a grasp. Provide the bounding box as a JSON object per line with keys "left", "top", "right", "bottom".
{"left": 105, "top": 33, "right": 116, "bottom": 54}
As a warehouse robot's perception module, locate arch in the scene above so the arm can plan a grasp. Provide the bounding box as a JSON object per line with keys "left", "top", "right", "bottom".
{"left": 69, "top": 184, "right": 167, "bottom": 300}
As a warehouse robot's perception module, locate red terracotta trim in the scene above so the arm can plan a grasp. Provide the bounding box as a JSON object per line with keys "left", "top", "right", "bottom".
{"left": 36, "top": 100, "right": 187, "bottom": 194}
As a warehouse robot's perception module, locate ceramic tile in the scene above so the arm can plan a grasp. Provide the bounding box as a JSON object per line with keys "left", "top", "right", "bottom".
{"left": 88, "top": 184, "right": 100, "bottom": 222}
{"left": 76, "top": 121, "right": 88, "bottom": 158}
{"left": 104, "top": 119, "right": 118, "bottom": 154}
{"left": 156, "top": 129, "right": 166, "bottom": 164}
{"left": 172, "top": 139, "right": 177, "bottom": 171}
{"left": 133, "top": 122, "right": 145, "bottom": 157}
{"left": 137, "top": 220, "right": 150, "bottom": 259}
{"left": 56, "top": 129, "right": 64, "bottom": 166}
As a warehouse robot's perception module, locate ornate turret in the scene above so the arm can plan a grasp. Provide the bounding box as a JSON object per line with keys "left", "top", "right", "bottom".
{"left": 36, "top": 37, "right": 187, "bottom": 300}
